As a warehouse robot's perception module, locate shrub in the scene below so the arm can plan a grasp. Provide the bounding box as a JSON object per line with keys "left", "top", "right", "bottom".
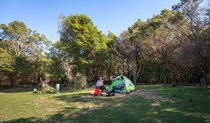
{"left": 33, "top": 84, "right": 56, "bottom": 94}
{"left": 74, "top": 73, "right": 87, "bottom": 89}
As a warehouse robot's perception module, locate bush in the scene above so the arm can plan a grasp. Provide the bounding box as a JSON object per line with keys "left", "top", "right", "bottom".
{"left": 74, "top": 73, "right": 87, "bottom": 89}
{"left": 33, "top": 84, "right": 56, "bottom": 94}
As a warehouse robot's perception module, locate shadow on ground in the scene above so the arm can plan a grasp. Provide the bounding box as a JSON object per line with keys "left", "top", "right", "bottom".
{"left": 0, "top": 87, "right": 34, "bottom": 93}
{"left": 1, "top": 86, "right": 210, "bottom": 123}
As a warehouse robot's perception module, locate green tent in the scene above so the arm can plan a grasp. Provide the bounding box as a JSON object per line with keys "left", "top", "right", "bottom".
{"left": 107, "top": 75, "right": 135, "bottom": 94}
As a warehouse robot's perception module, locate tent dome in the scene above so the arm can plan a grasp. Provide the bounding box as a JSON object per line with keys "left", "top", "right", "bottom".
{"left": 108, "top": 75, "right": 135, "bottom": 93}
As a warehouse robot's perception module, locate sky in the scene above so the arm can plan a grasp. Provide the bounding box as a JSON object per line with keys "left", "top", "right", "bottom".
{"left": 0, "top": 0, "right": 184, "bottom": 42}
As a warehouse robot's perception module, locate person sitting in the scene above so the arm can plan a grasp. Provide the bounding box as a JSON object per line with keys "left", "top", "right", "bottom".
{"left": 95, "top": 77, "right": 107, "bottom": 95}
{"left": 99, "top": 79, "right": 107, "bottom": 93}
{"left": 107, "top": 76, "right": 125, "bottom": 96}
{"left": 95, "top": 77, "right": 101, "bottom": 88}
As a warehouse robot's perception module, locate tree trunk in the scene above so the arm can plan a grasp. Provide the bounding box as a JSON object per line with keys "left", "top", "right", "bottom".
{"left": 198, "top": 66, "right": 210, "bottom": 85}
{"left": 11, "top": 72, "right": 17, "bottom": 87}
{"left": 127, "top": 66, "right": 130, "bottom": 79}
{"left": 163, "top": 66, "right": 167, "bottom": 85}
{"left": 34, "top": 55, "right": 38, "bottom": 84}
{"left": 107, "top": 65, "right": 111, "bottom": 83}
{"left": 159, "top": 68, "right": 163, "bottom": 84}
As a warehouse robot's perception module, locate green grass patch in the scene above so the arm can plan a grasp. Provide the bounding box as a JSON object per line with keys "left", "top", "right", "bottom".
{"left": 0, "top": 85, "right": 210, "bottom": 123}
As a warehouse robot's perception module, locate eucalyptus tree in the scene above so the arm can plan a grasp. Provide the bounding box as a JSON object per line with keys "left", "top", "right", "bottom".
{"left": 51, "top": 41, "right": 76, "bottom": 86}
{"left": 0, "top": 42, "right": 15, "bottom": 85}
{"left": 116, "top": 31, "right": 132, "bottom": 78}
{"left": 0, "top": 20, "right": 31, "bottom": 57}
{"left": 116, "top": 19, "right": 149, "bottom": 84}
{"left": 0, "top": 21, "right": 32, "bottom": 86}
{"left": 27, "top": 31, "right": 51, "bottom": 84}
{"left": 147, "top": 9, "right": 180, "bottom": 84}
{"left": 58, "top": 14, "right": 108, "bottom": 81}
{"left": 47, "top": 44, "right": 67, "bottom": 85}
{"left": 0, "top": 21, "right": 51, "bottom": 86}
{"left": 105, "top": 31, "right": 118, "bottom": 81}
{"left": 170, "top": 0, "right": 210, "bottom": 84}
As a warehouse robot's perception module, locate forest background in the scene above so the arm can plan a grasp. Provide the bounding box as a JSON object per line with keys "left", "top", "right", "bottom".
{"left": 0, "top": 0, "right": 210, "bottom": 89}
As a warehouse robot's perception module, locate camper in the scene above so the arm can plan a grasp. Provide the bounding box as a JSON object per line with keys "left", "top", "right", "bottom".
{"left": 107, "top": 75, "right": 135, "bottom": 94}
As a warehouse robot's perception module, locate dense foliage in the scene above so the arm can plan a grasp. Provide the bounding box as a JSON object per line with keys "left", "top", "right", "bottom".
{"left": 0, "top": 0, "right": 209, "bottom": 87}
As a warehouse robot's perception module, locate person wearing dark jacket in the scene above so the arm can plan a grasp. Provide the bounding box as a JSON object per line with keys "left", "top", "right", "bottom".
{"left": 107, "top": 76, "right": 125, "bottom": 96}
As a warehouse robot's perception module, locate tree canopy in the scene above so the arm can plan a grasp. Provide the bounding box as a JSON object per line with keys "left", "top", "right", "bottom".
{"left": 0, "top": 0, "right": 210, "bottom": 88}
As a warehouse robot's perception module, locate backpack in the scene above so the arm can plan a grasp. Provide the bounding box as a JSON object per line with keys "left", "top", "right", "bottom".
{"left": 94, "top": 87, "right": 100, "bottom": 96}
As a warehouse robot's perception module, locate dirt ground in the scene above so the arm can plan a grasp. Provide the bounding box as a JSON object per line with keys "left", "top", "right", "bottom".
{"left": 115, "top": 88, "right": 170, "bottom": 102}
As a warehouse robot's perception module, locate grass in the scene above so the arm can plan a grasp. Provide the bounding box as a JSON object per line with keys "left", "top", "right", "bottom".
{"left": 0, "top": 85, "right": 210, "bottom": 123}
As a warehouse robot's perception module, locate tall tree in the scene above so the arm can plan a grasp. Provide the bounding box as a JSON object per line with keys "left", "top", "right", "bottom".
{"left": 0, "top": 20, "right": 31, "bottom": 57}
{"left": 0, "top": 21, "right": 51, "bottom": 86}
{"left": 47, "top": 44, "right": 67, "bottom": 85}
{"left": 171, "top": 0, "right": 210, "bottom": 84}
{"left": 105, "top": 31, "right": 118, "bottom": 82}
{"left": 58, "top": 14, "right": 108, "bottom": 80}
{"left": 0, "top": 21, "right": 32, "bottom": 86}
{"left": 0, "top": 44, "right": 14, "bottom": 74}
{"left": 148, "top": 9, "right": 179, "bottom": 84}
{"left": 27, "top": 31, "right": 51, "bottom": 84}
{"left": 126, "top": 19, "right": 148, "bottom": 84}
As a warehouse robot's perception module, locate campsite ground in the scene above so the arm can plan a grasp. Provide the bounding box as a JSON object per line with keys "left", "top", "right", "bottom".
{"left": 0, "top": 85, "right": 210, "bottom": 123}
